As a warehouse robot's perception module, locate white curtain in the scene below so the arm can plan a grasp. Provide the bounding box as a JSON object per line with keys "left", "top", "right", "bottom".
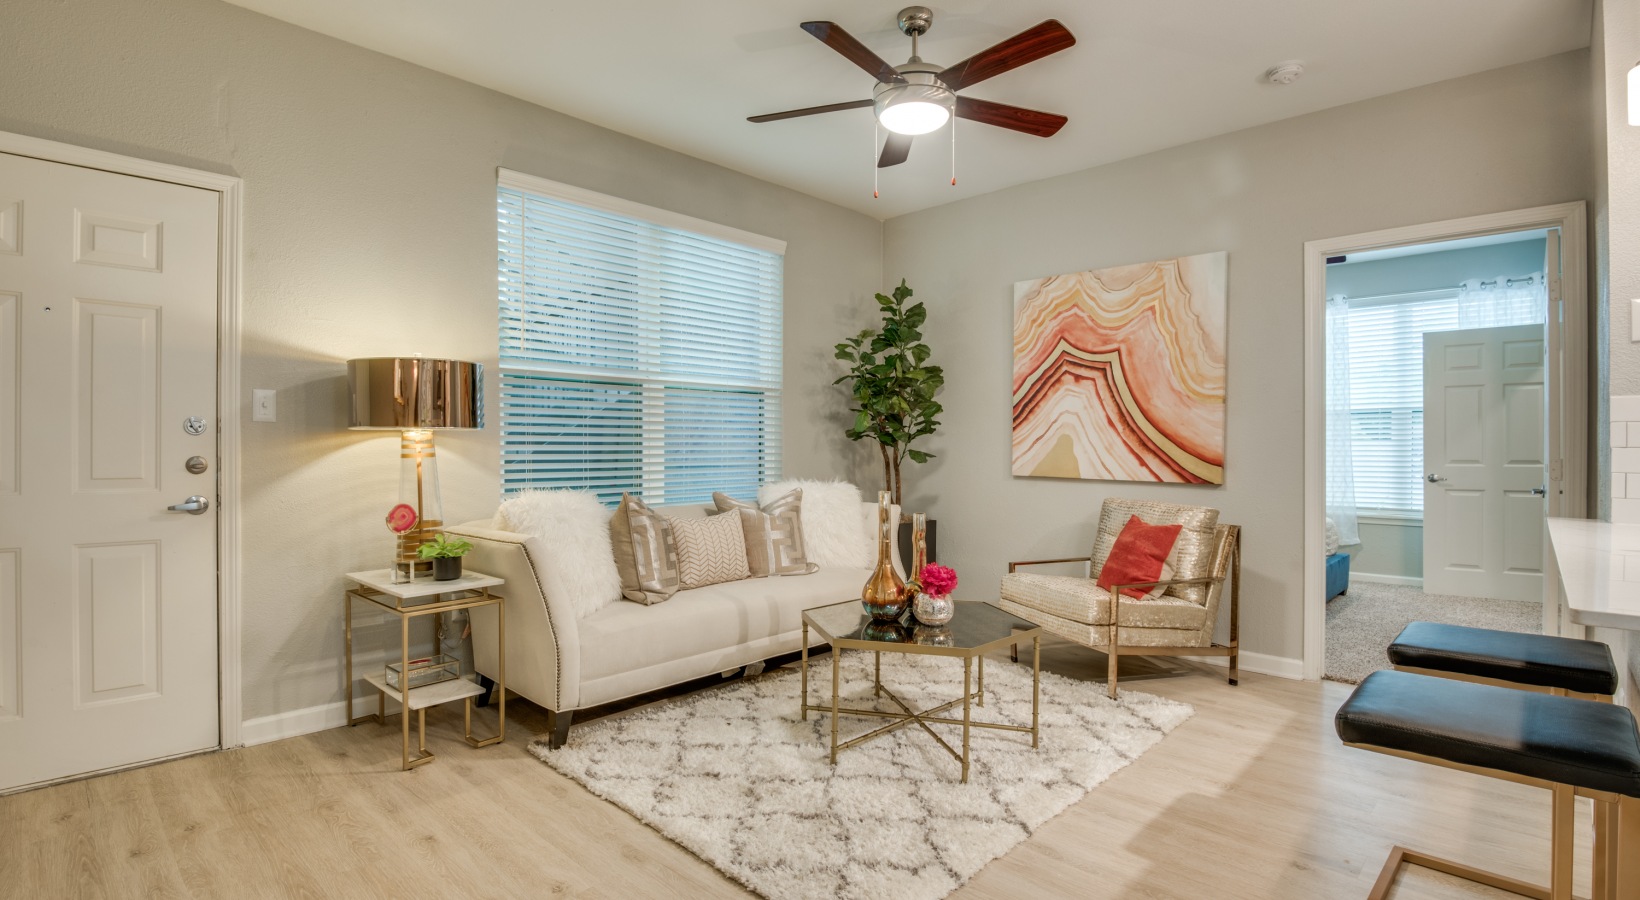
{"left": 1325, "top": 295, "right": 1361, "bottom": 548}
{"left": 1457, "top": 273, "right": 1546, "bottom": 328}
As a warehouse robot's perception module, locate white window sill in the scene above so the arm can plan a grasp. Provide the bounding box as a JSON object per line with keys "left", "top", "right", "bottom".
{"left": 1358, "top": 512, "right": 1423, "bottom": 527}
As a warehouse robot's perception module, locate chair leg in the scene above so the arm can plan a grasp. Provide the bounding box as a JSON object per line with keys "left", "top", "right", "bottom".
{"left": 1011, "top": 642, "right": 1018, "bottom": 663}
{"left": 1106, "top": 622, "right": 1119, "bottom": 700}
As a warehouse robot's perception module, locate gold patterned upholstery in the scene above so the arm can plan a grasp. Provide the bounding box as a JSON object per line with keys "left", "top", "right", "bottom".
{"left": 998, "top": 572, "right": 1208, "bottom": 630}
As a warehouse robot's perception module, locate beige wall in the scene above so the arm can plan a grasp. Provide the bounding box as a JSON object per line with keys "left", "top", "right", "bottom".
{"left": 0, "top": 0, "right": 884, "bottom": 722}
{"left": 882, "top": 52, "right": 1592, "bottom": 667}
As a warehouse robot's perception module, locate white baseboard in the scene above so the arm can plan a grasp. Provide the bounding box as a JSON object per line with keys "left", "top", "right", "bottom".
{"left": 241, "top": 695, "right": 390, "bottom": 747}
{"left": 1182, "top": 650, "right": 1304, "bottom": 681}
{"left": 1349, "top": 572, "right": 1423, "bottom": 588}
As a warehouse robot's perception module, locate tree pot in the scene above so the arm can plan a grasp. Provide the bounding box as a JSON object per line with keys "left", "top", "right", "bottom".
{"left": 898, "top": 518, "right": 935, "bottom": 573}
{"left": 433, "top": 556, "right": 463, "bottom": 581}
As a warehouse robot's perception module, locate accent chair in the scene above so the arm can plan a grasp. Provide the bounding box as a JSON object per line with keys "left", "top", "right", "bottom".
{"left": 1001, "top": 498, "right": 1240, "bottom": 698}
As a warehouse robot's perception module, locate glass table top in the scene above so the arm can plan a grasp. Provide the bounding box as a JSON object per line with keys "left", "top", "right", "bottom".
{"left": 803, "top": 599, "right": 1041, "bottom": 655}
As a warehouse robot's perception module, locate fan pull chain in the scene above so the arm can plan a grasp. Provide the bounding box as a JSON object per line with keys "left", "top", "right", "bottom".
{"left": 873, "top": 119, "right": 880, "bottom": 199}
{"left": 950, "top": 116, "right": 957, "bottom": 186}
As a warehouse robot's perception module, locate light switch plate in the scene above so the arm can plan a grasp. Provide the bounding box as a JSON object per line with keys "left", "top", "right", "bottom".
{"left": 252, "top": 388, "right": 276, "bottom": 423}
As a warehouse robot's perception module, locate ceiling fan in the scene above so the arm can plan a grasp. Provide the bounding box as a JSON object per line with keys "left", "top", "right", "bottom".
{"left": 748, "top": 6, "right": 1075, "bottom": 168}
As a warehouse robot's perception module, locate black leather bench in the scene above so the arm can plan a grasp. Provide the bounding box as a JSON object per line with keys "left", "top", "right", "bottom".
{"left": 1337, "top": 669, "right": 1640, "bottom": 900}
{"left": 1387, "top": 621, "right": 1619, "bottom": 698}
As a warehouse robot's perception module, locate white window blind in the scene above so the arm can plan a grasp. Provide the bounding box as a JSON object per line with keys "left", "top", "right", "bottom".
{"left": 1341, "top": 289, "right": 1539, "bottom": 515}
{"left": 497, "top": 171, "right": 785, "bottom": 505}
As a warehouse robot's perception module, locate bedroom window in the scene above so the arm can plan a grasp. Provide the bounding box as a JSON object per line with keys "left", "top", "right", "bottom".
{"left": 496, "top": 170, "right": 785, "bottom": 505}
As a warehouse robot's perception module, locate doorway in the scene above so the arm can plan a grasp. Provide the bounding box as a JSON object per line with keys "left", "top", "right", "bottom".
{"left": 0, "top": 134, "right": 244, "bottom": 793}
{"left": 1321, "top": 232, "right": 1550, "bottom": 682}
{"left": 1301, "top": 203, "right": 1589, "bottom": 683}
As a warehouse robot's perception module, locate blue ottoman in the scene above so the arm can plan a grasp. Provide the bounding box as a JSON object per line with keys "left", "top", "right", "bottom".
{"left": 1325, "top": 552, "right": 1350, "bottom": 601}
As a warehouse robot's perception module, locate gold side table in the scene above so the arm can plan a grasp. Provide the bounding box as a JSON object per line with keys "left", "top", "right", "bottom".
{"left": 344, "top": 569, "right": 506, "bottom": 770}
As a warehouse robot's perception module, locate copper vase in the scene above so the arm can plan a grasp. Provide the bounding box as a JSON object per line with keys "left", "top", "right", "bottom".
{"left": 861, "top": 491, "right": 909, "bottom": 621}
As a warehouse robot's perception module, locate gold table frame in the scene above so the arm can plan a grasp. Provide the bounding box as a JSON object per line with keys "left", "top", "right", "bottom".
{"left": 800, "top": 600, "right": 1043, "bottom": 783}
{"left": 344, "top": 580, "right": 506, "bottom": 770}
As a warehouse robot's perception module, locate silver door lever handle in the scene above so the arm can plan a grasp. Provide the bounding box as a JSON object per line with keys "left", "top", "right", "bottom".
{"left": 167, "top": 495, "right": 210, "bottom": 515}
{"left": 1425, "top": 474, "right": 1447, "bottom": 483}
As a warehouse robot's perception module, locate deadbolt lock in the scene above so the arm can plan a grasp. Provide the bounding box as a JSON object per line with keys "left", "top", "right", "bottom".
{"left": 185, "top": 456, "right": 209, "bottom": 475}
{"left": 183, "top": 416, "right": 207, "bottom": 435}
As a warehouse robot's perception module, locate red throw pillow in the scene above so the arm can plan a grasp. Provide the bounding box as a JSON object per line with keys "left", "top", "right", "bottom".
{"left": 1097, "top": 515, "right": 1183, "bottom": 600}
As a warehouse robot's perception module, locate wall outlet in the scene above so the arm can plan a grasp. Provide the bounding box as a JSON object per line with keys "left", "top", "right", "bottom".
{"left": 252, "top": 389, "right": 276, "bottom": 422}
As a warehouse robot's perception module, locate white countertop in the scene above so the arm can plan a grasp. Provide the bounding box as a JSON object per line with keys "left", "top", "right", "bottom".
{"left": 1545, "top": 518, "right": 1640, "bottom": 630}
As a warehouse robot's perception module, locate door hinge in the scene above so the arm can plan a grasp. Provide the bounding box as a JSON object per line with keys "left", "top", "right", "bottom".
{"left": 1550, "top": 459, "right": 1564, "bottom": 482}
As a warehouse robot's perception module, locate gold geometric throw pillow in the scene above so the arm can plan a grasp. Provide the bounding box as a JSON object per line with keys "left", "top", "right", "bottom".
{"left": 712, "top": 489, "right": 819, "bottom": 577}
{"left": 668, "top": 513, "right": 751, "bottom": 590}
{"left": 609, "top": 493, "right": 680, "bottom": 605}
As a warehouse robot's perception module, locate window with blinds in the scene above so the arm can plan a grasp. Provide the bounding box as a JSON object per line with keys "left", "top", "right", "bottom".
{"left": 1341, "top": 290, "right": 1538, "bottom": 515}
{"left": 496, "top": 171, "right": 785, "bottom": 505}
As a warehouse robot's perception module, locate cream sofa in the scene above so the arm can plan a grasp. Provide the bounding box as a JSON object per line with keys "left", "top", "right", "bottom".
{"left": 446, "top": 500, "right": 899, "bottom": 749}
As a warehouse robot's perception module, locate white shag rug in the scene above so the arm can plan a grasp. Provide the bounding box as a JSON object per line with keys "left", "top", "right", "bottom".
{"left": 530, "top": 651, "right": 1193, "bottom": 900}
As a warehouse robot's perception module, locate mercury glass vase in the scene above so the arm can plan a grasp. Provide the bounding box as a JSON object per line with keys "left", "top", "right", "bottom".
{"left": 912, "top": 592, "right": 955, "bottom": 626}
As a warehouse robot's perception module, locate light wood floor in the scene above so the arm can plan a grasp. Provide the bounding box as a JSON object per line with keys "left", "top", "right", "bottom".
{"left": 0, "top": 636, "right": 1602, "bottom": 899}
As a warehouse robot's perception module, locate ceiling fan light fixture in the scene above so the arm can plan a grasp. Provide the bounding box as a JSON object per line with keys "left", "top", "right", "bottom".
{"left": 875, "top": 83, "right": 954, "bottom": 135}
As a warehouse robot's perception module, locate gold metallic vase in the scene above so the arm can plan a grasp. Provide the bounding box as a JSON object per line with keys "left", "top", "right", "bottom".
{"left": 861, "top": 491, "right": 909, "bottom": 621}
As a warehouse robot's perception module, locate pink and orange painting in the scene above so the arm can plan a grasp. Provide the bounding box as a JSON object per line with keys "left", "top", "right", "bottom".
{"left": 1012, "top": 252, "right": 1226, "bottom": 484}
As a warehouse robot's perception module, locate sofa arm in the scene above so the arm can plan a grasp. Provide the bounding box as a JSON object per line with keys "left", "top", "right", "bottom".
{"left": 445, "top": 524, "right": 583, "bottom": 713}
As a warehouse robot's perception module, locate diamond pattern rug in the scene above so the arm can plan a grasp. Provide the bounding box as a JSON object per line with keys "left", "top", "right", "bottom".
{"left": 530, "top": 651, "right": 1194, "bottom": 900}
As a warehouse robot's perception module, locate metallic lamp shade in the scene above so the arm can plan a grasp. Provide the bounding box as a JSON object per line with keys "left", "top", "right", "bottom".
{"left": 347, "top": 358, "right": 483, "bottom": 431}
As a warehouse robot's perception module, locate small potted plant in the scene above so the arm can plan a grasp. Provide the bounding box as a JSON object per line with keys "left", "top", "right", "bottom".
{"left": 417, "top": 533, "right": 473, "bottom": 581}
{"left": 910, "top": 563, "right": 958, "bottom": 626}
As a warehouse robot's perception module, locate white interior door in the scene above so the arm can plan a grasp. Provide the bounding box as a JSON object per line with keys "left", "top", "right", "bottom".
{"left": 0, "top": 151, "right": 220, "bottom": 792}
{"left": 1423, "top": 323, "right": 1546, "bottom": 603}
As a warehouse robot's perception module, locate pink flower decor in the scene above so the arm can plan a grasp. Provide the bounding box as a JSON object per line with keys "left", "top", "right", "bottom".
{"left": 916, "top": 563, "right": 958, "bottom": 598}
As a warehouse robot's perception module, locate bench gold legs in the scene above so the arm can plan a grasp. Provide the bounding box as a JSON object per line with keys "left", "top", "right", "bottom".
{"left": 1349, "top": 742, "right": 1639, "bottom": 900}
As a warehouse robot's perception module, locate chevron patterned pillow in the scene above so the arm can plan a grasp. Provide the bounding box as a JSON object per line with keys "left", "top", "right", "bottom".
{"left": 669, "top": 512, "right": 752, "bottom": 590}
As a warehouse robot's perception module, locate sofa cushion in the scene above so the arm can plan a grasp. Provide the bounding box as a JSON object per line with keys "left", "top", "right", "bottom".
{"left": 1000, "top": 572, "right": 1208, "bottom": 630}
{"left": 714, "top": 490, "right": 819, "bottom": 577}
{"left": 1097, "top": 515, "right": 1183, "bottom": 600}
{"left": 610, "top": 493, "right": 680, "bottom": 605}
{"left": 759, "top": 479, "right": 871, "bottom": 568}
{"left": 669, "top": 512, "right": 751, "bottom": 590}
{"left": 578, "top": 567, "right": 866, "bottom": 684}
{"left": 494, "top": 489, "right": 622, "bottom": 618}
{"left": 1092, "top": 500, "right": 1219, "bottom": 606}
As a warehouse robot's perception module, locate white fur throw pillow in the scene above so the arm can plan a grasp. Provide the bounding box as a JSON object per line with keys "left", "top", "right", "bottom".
{"left": 496, "top": 490, "right": 622, "bottom": 618}
{"left": 759, "top": 479, "right": 870, "bottom": 568}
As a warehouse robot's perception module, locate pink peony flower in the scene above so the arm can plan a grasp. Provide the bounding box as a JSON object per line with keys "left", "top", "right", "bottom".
{"left": 916, "top": 563, "right": 958, "bottom": 598}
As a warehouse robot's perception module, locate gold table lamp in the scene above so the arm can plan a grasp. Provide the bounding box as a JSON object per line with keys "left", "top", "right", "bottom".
{"left": 348, "top": 357, "right": 482, "bottom": 577}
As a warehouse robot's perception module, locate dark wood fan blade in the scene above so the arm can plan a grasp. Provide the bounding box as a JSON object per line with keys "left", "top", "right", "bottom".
{"left": 748, "top": 99, "right": 873, "bottom": 123}
{"left": 878, "top": 133, "right": 913, "bottom": 168}
{"left": 955, "top": 96, "right": 1067, "bottom": 137}
{"left": 937, "top": 20, "right": 1075, "bottom": 92}
{"left": 801, "top": 21, "right": 908, "bottom": 84}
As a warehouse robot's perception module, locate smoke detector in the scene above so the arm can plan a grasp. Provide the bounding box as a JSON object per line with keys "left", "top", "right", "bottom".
{"left": 1265, "top": 61, "right": 1305, "bottom": 85}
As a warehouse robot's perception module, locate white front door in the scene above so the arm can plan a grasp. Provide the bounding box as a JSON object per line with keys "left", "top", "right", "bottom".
{"left": 1422, "top": 323, "right": 1546, "bottom": 603}
{"left": 0, "top": 151, "right": 220, "bottom": 792}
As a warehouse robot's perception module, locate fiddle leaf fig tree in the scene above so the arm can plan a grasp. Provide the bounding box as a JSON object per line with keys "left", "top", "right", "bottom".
{"left": 833, "top": 279, "right": 943, "bottom": 508}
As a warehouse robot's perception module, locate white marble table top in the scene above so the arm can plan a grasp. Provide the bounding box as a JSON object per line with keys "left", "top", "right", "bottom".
{"left": 1546, "top": 518, "right": 1640, "bottom": 630}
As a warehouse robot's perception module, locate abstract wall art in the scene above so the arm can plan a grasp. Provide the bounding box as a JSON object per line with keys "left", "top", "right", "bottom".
{"left": 1012, "top": 251, "right": 1227, "bottom": 484}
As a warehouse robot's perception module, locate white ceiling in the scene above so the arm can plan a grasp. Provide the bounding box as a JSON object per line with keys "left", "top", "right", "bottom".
{"left": 223, "top": 0, "right": 1593, "bottom": 220}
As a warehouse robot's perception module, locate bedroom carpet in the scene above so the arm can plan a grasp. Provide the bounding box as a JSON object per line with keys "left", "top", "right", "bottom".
{"left": 1325, "top": 580, "right": 1540, "bottom": 684}
{"left": 530, "top": 650, "right": 1193, "bottom": 900}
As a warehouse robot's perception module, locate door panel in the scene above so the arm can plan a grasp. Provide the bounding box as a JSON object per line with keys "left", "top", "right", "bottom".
{"left": 77, "top": 299, "right": 159, "bottom": 491}
{"left": 0, "top": 151, "right": 218, "bottom": 792}
{"left": 1424, "top": 323, "right": 1545, "bottom": 602}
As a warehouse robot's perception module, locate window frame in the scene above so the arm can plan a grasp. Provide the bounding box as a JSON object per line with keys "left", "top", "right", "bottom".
{"left": 496, "top": 169, "right": 787, "bottom": 505}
